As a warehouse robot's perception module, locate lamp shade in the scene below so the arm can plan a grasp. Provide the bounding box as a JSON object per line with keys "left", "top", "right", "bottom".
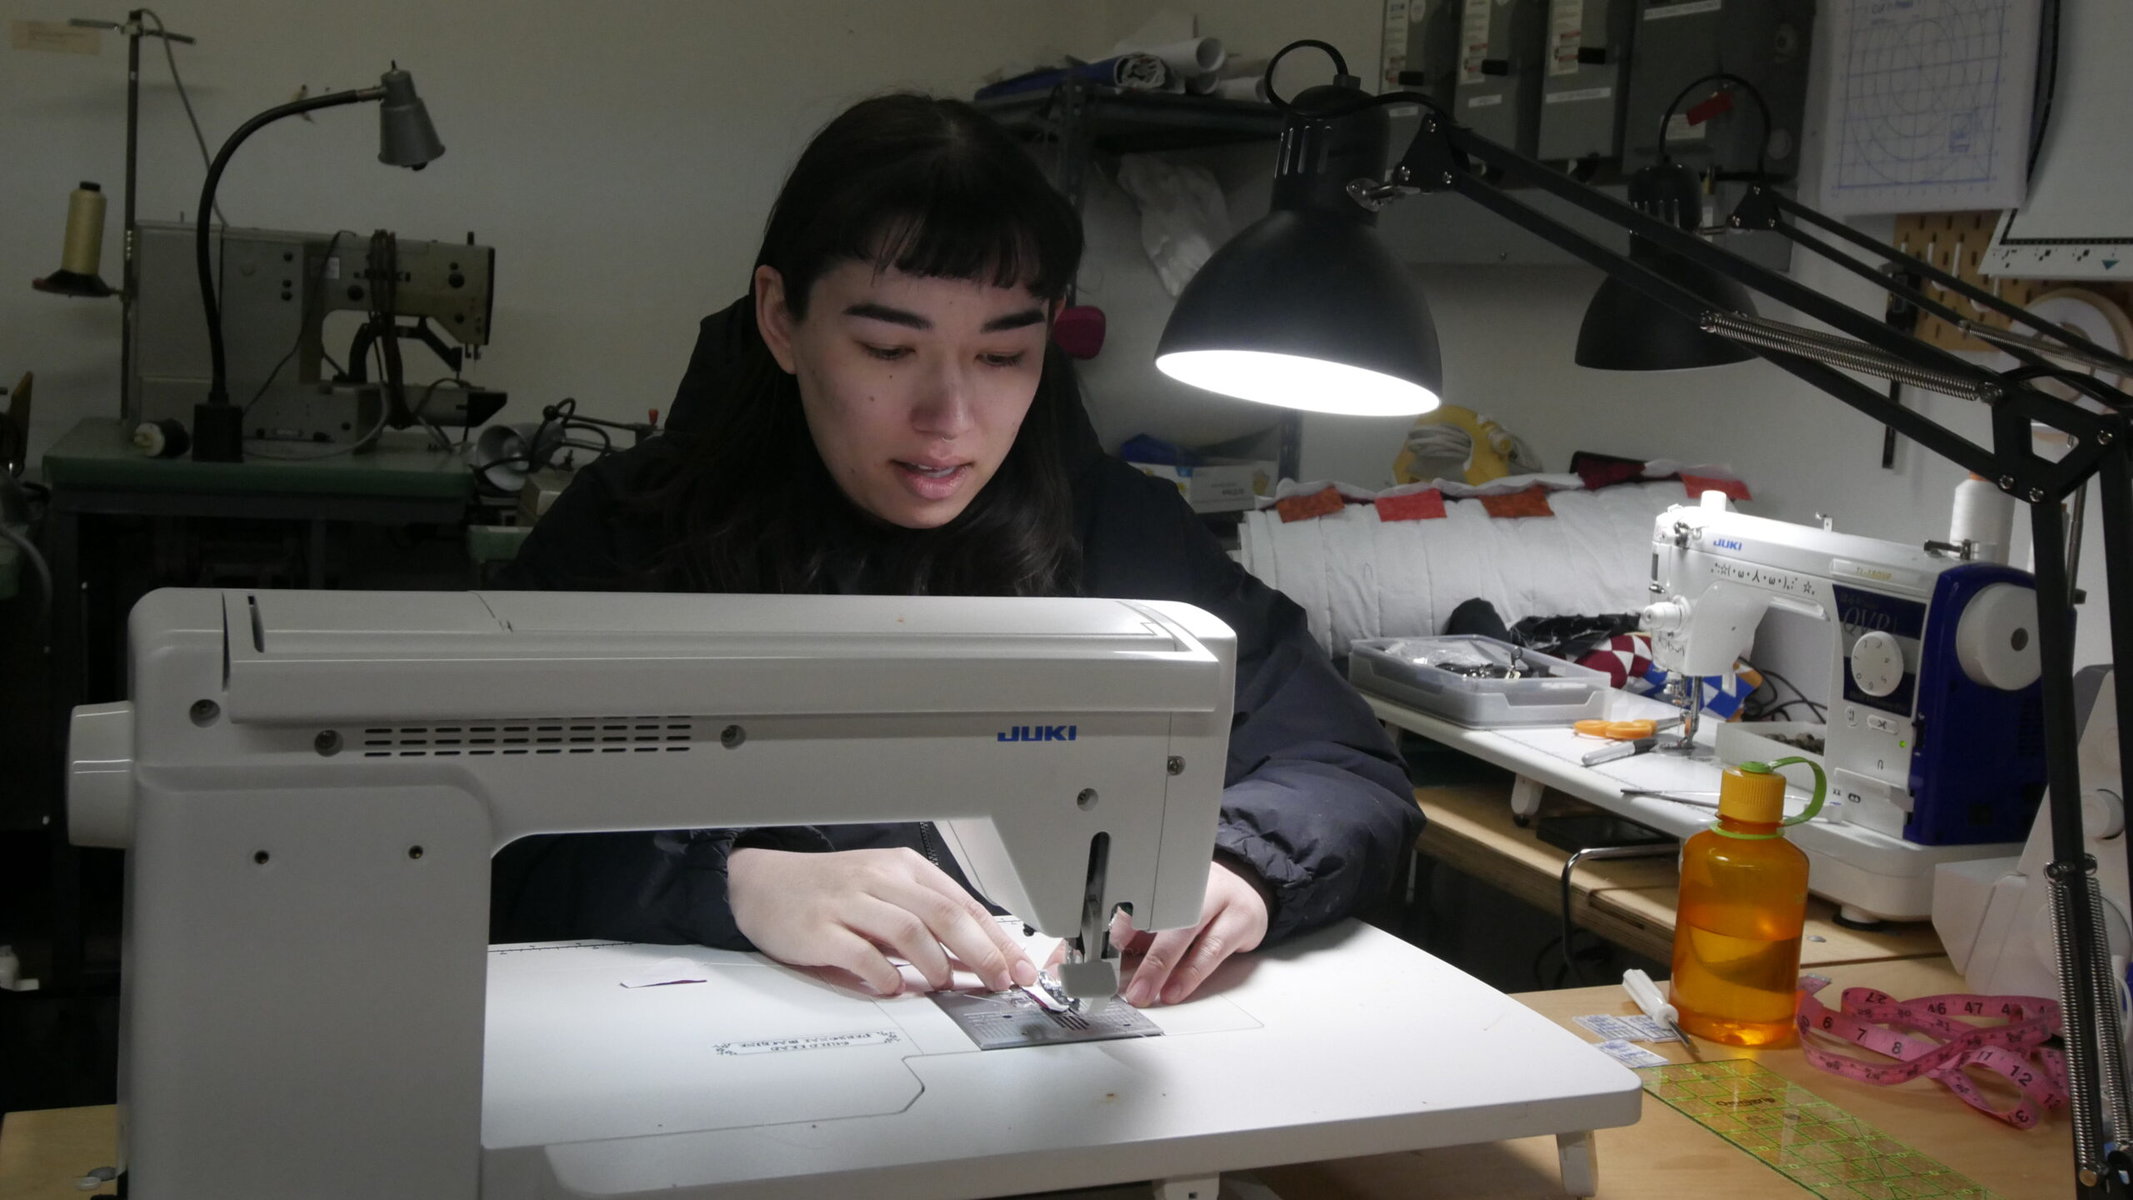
{"left": 1574, "top": 162, "right": 1755, "bottom": 371}
{"left": 378, "top": 69, "right": 445, "bottom": 168}
{"left": 1157, "top": 207, "right": 1442, "bottom": 416}
{"left": 1575, "top": 235, "right": 1758, "bottom": 371}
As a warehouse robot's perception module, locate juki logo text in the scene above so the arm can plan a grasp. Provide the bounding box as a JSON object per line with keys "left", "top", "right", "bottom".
{"left": 997, "top": 725, "right": 1077, "bottom": 743}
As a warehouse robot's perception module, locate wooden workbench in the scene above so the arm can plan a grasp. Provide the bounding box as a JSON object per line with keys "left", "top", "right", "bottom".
{"left": 1415, "top": 782, "right": 1948, "bottom": 968}
{"left": 1263, "top": 955, "right": 2070, "bottom": 1198}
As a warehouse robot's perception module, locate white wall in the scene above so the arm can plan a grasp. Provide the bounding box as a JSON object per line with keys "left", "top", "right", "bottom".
{"left": 2, "top": 0, "right": 1095, "bottom": 458}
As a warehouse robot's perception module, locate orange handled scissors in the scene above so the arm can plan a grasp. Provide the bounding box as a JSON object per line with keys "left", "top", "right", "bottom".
{"left": 1573, "top": 716, "right": 1686, "bottom": 740}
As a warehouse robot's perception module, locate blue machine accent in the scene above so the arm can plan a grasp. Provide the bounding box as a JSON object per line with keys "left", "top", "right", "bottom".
{"left": 1906, "top": 563, "right": 2047, "bottom": 845}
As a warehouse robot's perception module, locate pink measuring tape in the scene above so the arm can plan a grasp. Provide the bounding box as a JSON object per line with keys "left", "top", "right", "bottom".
{"left": 1795, "top": 975, "right": 2068, "bottom": 1129}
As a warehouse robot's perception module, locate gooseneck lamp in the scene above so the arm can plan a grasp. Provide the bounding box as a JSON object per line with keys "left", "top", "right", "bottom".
{"left": 1166, "top": 40, "right": 2133, "bottom": 1199}
{"left": 192, "top": 67, "right": 444, "bottom": 462}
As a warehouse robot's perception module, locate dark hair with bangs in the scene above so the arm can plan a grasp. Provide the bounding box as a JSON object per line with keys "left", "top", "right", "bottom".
{"left": 648, "top": 93, "right": 1086, "bottom": 597}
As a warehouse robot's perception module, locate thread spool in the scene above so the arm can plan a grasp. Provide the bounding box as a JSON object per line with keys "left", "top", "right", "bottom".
{"left": 62, "top": 182, "right": 106, "bottom": 276}
{"left": 32, "top": 181, "right": 116, "bottom": 297}
{"left": 1951, "top": 473, "right": 2014, "bottom": 564}
{"left": 132, "top": 418, "right": 190, "bottom": 459}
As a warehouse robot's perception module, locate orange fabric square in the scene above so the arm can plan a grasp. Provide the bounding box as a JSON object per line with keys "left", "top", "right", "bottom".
{"left": 1276, "top": 487, "right": 1347, "bottom": 523}
{"left": 1375, "top": 489, "right": 1447, "bottom": 522}
{"left": 1681, "top": 473, "right": 1752, "bottom": 501}
{"left": 1479, "top": 487, "right": 1555, "bottom": 518}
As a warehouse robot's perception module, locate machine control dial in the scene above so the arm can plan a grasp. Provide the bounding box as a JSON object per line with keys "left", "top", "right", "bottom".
{"left": 1850, "top": 631, "right": 1905, "bottom": 697}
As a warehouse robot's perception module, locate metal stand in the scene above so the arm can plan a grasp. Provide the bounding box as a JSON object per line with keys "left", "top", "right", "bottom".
{"left": 68, "top": 10, "right": 198, "bottom": 422}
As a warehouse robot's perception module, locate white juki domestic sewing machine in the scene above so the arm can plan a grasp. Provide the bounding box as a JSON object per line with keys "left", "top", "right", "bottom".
{"left": 1635, "top": 492, "right": 2049, "bottom": 922}
{"left": 68, "top": 588, "right": 1640, "bottom": 1200}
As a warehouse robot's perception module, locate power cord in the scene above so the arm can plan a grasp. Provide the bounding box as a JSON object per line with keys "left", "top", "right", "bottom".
{"left": 242, "top": 230, "right": 354, "bottom": 417}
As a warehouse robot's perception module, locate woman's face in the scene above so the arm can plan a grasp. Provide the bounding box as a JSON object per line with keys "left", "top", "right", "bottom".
{"left": 756, "top": 261, "right": 1050, "bottom": 530}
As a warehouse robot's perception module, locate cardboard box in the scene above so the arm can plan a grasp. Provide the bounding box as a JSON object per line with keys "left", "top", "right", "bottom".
{"left": 1129, "top": 458, "right": 1275, "bottom": 513}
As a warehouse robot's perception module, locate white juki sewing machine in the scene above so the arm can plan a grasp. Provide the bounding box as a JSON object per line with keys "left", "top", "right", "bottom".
{"left": 1635, "top": 492, "right": 2049, "bottom": 922}
{"left": 68, "top": 588, "right": 1640, "bottom": 1200}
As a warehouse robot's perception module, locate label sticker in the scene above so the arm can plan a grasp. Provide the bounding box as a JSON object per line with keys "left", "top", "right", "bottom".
{"left": 1596, "top": 1038, "right": 1670, "bottom": 1068}
{"left": 1575, "top": 1012, "right": 1674, "bottom": 1042}
{"left": 713, "top": 1030, "right": 901, "bottom": 1056}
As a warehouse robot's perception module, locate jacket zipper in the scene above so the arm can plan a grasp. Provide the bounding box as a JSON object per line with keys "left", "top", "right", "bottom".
{"left": 917, "top": 821, "right": 943, "bottom": 868}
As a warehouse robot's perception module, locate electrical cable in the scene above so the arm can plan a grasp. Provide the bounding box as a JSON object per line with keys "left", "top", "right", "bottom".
{"left": 1654, "top": 72, "right": 1774, "bottom": 180}
{"left": 241, "top": 230, "right": 353, "bottom": 416}
{"left": 1261, "top": 39, "right": 1351, "bottom": 111}
{"left": 0, "top": 471, "right": 55, "bottom": 636}
{"left": 2028, "top": 0, "right": 2062, "bottom": 179}
{"left": 239, "top": 342, "right": 301, "bottom": 416}
{"left": 140, "top": 9, "right": 225, "bottom": 226}
{"left": 1758, "top": 698, "right": 1828, "bottom": 721}
{"left": 1739, "top": 659, "right": 1827, "bottom": 723}
{"left": 413, "top": 377, "right": 472, "bottom": 451}
{"left": 0, "top": 521, "right": 54, "bottom": 630}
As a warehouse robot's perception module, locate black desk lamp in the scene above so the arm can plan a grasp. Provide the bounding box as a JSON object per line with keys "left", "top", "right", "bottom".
{"left": 1575, "top": 72, "right": 1773, "bottom": 372}
{"left": 1161, "top": 40, "right": 2133, "bottom": 1199}
{"left": 192, "top": 67, "right": 444, "bottom": 462}
{"left": 1574, "top": 161, "right": 1757, "bottom": 371}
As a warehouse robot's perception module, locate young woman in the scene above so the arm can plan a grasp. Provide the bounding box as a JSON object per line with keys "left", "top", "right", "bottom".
{"left": 496, "top": 94, "right": 1421, "bottom": 1008}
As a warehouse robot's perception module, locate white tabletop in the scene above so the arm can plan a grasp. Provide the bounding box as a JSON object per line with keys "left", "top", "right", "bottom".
{"left": 481, "top": 921, "right": 1641, "bottom": 1198}
{"left": 1362, "top": 690, "right": 2017, "bottom": 923}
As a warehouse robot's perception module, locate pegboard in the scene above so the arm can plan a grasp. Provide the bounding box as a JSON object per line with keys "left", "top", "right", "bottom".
{"left": 1891, "top": 211, "right": 2133, "bottom": 352}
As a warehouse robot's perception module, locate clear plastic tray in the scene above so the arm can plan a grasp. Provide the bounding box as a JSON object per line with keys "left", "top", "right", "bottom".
{"left": 1348, "top": 635, "right": 1609, "bottom": 727}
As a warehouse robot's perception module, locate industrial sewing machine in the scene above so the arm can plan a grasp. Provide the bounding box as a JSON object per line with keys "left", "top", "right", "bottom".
{"left": 1632, "top": 492, "right": 2048, "bottom": 921}
{"left": 67, "top": 587, "right": 1642, "bottom": 1199}
{"left": 128, "top": 221, "right": 502, "bottom": 444}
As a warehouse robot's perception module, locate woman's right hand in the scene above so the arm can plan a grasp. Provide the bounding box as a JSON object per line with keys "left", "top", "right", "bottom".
{"left": 727, "top": 846, "right": 1040, "bottom": 996}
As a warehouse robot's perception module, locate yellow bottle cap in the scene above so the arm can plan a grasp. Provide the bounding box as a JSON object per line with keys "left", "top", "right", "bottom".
{"left": 1718, "top": 761, "right": 1788, "bottom": 825}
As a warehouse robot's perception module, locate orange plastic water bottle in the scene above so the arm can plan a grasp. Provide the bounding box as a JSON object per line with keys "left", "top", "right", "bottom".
{"left": 1669, "top": 756, "right": 1827, "bottom": 1046}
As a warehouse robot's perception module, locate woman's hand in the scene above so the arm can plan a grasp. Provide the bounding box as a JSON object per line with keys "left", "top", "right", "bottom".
{"left": 727, "top": 847, "right": 1039, "bottom": 996}
{"left": 1112, "top": 859, "right": 1271, "bottom": 1007}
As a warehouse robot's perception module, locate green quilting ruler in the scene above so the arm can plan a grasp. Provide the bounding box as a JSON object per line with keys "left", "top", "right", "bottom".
{"left": 1639, "top": 1058, "right": 1997, "bottom": 1198}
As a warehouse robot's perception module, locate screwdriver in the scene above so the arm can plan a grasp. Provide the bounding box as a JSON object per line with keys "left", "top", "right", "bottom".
{"left": 1581, "top": 736, "right": 1657, "bottom": 766}
{"left": 1623, "top": 968, "right": 1698, "bottom": 1057}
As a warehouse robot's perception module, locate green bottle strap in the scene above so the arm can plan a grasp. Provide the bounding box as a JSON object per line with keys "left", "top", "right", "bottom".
{"left": 1709, "top": 755, "right": 1828, "bottom": 838}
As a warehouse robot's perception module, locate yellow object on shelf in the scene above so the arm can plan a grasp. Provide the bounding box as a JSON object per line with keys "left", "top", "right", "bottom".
{"left": 1392, "top": 404, "right": 1529, "bottom": 486}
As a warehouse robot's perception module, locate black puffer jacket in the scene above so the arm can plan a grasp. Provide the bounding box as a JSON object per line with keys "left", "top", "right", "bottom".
{"left": 490, "top": 303, "right": 1421, "bottom": 948}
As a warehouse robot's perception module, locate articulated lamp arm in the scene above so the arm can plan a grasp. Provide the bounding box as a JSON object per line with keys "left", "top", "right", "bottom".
{"left": 1252, "top": 60, "right": 2133, "bottom": 1194}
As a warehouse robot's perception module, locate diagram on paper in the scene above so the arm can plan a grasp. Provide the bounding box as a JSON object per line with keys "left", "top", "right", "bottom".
{"left": 1820, "top": 0, "right": 2039, "bottom": 216}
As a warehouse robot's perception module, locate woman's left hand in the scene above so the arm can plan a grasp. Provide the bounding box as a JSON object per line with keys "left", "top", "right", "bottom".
{"left": 1110, "top": 859, "right": 1270, "bottom": 1007}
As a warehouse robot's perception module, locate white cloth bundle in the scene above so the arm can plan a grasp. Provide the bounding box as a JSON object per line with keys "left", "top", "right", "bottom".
{"left": 1241, "top": 480, "right": 1694, "bottom": 655}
